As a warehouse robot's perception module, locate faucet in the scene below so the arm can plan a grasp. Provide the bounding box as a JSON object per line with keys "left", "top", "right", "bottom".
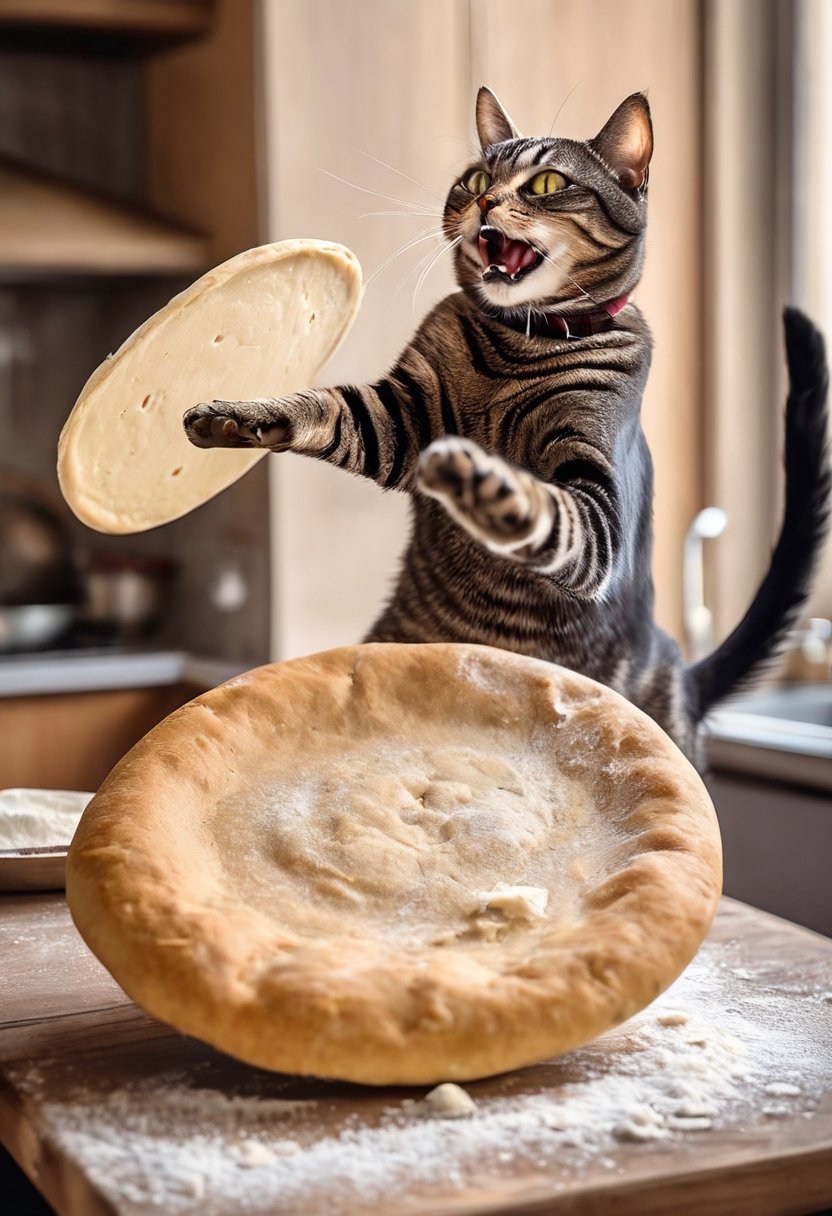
{"left": 683, "top": 507, "right": 727, "bottom": 661}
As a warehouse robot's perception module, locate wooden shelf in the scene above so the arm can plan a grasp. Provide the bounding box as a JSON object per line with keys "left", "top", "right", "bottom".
{"left": 0, "top": 0, "right": 214, "bottom": 40}
{"left": 0, "top": 159, "right": 210, "bottom": 277}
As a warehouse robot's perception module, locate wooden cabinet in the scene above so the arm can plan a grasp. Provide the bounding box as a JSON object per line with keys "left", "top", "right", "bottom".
{"left": 708, "top": 769, "right": 832, "bottom": 939}
{"left": 0, "top": 0, "right": 258, "bottom": 275}
{"left": 0, "top": 0, "right": 214, "bottom": 39}
{"left": 0, "top": 685, "right": 195, "bottom": 791}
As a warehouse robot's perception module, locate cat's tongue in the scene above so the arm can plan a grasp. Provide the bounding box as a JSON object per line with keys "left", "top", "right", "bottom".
{"left": 478, "top": 230, "right": 538, "bottom": 276}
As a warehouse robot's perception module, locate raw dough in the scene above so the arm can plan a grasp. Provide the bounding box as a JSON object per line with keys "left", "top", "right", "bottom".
{"left": 58, "top": 240, "right": 361, "bottom": 533}
{"left": 66, "top": 643, "right": 722, "bottom": 1085}
{"left": 423, "top": 1083, "right": 477, "bottom": 1117}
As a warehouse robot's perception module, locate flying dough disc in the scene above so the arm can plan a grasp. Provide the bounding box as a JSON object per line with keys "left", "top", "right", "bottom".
{"left": 67, "top": 643, "right": 722, "bottom": 1086}
{"left": 57, "top": 240, "right": 362, "bottom": 533}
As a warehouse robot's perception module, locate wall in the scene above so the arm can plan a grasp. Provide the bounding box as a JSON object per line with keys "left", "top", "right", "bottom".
{"left": 261, "top": 0, "right": 704, "bottom": 660}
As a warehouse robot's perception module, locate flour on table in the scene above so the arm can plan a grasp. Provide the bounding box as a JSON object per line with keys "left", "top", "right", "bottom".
{"left": 23, "top": 940, "right": 832, "bottom": 1215}
{"left": 0, "top": 788, "right": 92, "bottom": 849}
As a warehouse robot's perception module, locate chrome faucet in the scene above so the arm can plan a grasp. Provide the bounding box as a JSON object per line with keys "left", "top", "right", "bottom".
{"left": 683, "top": 507, "right": 727, "bottom": 661}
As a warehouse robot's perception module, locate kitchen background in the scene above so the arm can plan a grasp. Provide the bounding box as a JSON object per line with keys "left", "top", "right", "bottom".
{"left": 0, "top": 0, "right": 830, "bottom": 931}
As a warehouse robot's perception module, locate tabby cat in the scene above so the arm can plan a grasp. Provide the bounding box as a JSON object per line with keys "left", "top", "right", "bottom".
{"left": 184, "top": 88, "right": 830, "bottom": 765}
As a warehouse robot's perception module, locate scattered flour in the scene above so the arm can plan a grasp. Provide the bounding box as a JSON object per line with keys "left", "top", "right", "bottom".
{"left": 22, "top": 941, "right": 832, "bottom": 1215}
{"left": 0, "top": 787, "right": 92, "bottom": 850}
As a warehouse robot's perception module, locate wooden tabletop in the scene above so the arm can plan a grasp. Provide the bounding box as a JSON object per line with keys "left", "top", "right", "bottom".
{"left": 1, "top": 894, "right": 831, "bottom": 1216}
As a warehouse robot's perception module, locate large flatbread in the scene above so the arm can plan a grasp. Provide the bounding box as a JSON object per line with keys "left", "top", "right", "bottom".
{"left": 66, "top": 643, "right": 722, "bottom": 1086}
{"left": 58, "top": 240, "right": 361, "bottom": 533}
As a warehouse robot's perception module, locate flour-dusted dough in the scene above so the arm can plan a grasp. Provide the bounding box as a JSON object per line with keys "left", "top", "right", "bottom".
{"left": 66, "top": 643, "right": 722, "bottom": 1086}
{"left": 58, "top": 240, "right": 361, "bottom": 533}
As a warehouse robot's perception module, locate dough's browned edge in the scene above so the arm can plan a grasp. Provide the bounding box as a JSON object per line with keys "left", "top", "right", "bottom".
{"left": 66, "top": 643, "right": 722, "bottom": 1086}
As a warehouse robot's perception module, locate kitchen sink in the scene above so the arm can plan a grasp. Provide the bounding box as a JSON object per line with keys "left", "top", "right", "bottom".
{"left": 706, "top": 682, "right": 832, "bottom": 791}
{"left": 725, "top": 684, "right": 832, "bottom": 728}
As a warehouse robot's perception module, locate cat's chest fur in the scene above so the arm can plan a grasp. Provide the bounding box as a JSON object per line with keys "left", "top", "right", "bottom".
{"left": 413, "top": 293, "right": 652, "bottom": 473}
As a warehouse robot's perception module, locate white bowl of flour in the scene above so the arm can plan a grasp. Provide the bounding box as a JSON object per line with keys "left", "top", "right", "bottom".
{"left": 0, "top": 788, "right": 93, "bottom": 891}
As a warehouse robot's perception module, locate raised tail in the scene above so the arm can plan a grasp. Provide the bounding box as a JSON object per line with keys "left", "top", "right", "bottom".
{"left": 689, "top": 307, "right": 831, "bottom": 719}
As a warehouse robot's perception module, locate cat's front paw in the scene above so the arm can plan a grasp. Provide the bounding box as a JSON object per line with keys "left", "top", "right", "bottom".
{"left": 417, "top": 436, "right": 537, "bottom": 546}
{"left": 183, "top": 401, "right": 292, "bottom": 450}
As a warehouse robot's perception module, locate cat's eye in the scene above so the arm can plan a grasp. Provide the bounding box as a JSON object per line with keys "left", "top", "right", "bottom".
{"left": 527, "top": 170, "right": 569, "bottom": 195}
{"left": 462, "top": 169, "right": 491, "bottom": 195}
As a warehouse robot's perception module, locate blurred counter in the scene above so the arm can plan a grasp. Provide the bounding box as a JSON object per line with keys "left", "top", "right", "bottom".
{"left": 706, "top": 683, "right": 832, "bottom": 794}
{"left": 0, "top": 650, "right": 250, "bottom": 698}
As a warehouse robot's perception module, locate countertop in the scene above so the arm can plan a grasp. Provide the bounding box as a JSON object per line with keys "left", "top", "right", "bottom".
{"left": 1, "top": 895, "right": 831, "bottom": 1216}
{"left": 3, "top": 653, "right": 830, "bottom": 793}
{"left": 0, "top": 650, "right": 252, "bottom": 698}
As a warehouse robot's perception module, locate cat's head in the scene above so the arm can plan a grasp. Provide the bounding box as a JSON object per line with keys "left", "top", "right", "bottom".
{"left": 444, "top": 88, "right": 653, "bottom": 322}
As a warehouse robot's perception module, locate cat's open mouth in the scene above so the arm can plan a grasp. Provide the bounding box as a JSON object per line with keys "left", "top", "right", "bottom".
{"left": 478, "top": 226, "right": 542, "bottom": 282}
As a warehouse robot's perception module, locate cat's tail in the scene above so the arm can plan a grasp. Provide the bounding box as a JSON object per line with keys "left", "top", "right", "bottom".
{"left": 688, "top": 307, "right": 831, "bottom": 719}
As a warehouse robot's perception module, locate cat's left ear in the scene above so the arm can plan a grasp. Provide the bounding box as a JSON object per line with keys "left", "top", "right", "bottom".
{"left": 590, "top": 93, "right": 653, "bottom": 190}
{"left": 476, "top": 86, "right": 521, "bottom": 149}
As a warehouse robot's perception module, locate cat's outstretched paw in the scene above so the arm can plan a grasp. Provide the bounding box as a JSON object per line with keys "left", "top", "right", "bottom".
{"left": 418, "top": 436, "right": 545, "bottom": 548}
{"left": 183, "top": 400, "right": 292, "bottom": 450}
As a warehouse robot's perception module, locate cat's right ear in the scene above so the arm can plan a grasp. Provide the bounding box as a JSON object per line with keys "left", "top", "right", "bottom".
{"left": 476, "top": 87, "right": 521, "bottom": 150}
{"left": 590, "top": 93, "right": 653, "bottom": 190}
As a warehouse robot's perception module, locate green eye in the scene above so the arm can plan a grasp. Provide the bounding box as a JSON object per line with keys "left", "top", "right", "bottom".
{"left": 462, "top": 169, "right": 491, "bottom": 195}
{"left": 528, "top": 170, "right": 568, "bottom": 195}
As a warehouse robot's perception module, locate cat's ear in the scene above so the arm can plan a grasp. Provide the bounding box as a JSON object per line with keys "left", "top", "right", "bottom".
{"left": 476, "top": 86, "right": 521, "bottom": 150}
{"left": 590, "top": 93, "right": 653, "bottom": 190}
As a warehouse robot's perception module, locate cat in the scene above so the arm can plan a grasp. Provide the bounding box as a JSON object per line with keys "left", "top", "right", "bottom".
{"left": 183, "top": 88, "right": 830, "bottom": 766}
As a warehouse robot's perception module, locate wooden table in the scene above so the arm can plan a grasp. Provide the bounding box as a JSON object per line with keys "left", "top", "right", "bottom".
{"left": 1, "top": 894, "right": 831, "bottom": 1216}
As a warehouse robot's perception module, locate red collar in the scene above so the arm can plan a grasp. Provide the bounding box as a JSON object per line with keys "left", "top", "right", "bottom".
{"left": 501, "top": 297, "right": 632, "bottom": 342}
{"left": 542, "top": 294, "right": 630, "bottom": 339}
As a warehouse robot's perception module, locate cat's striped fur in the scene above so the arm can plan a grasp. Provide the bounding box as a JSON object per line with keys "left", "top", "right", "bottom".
{"left": 185, "top": 90, "right": 830, "bottom": 765}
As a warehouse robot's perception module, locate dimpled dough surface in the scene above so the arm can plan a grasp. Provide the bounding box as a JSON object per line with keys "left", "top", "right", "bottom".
{"left": 66, "top": 643, "right": 723, "bottom": 1086}
{"left": 57, "top": 240, "right": 361, "bottom": 533}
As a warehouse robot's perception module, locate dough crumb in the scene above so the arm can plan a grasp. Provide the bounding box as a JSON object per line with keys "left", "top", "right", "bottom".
{"left": 673, "top": 1100, "right": 718, "bottom": 1119}
{"left": 235, "top": 1139, "right": 275, "bottom": 1167}
{"left": 655, "top": 1010, "right": 689, "bottom": 1027}
{"left": 180, "top": 1173, "right": 205, "bottom": 1198}
{"left": 273, "top": 1139, "right": 301, "bottom": 1157}
{"left": 478, "top": 883, "right": 548, "bottom": 920}
{"left": 612, "top": 1105, "right": 666, "bottom": 1142}
{"left": 764, "top": 1082, "right": 801, "bottom": 1097}
{"left": 667, "top": 1115, "right": 713, "bottom": 1132}
{"left": 235, "top": 1138, "right": 298, "bottom": 1166}
{"left": 423, "top": 1083, "right": 477, "bottom": 1118}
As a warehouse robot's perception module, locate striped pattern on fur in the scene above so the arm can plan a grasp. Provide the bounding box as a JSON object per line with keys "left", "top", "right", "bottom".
{"left": 184, "top": 90, "right": 830, "bottom": 767}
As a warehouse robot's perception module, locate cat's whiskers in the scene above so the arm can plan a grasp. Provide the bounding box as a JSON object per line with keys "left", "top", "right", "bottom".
{"left": 391, "top": 232, "right": 454, "bottom": 302}
{"left": 353, "top": 149, "right": 445, "bottom": 204}
{"left": 548, "top": 81, "right": 584, "bottom": 137}
{"left": 364, "top": 226, "right": 446, "bottom": 293}
{"left": 317, "top": 168, "right": 430, "bottom": 214}
{"left": 359, "top": 210, "right": 441, "bottom": 220}
{"left": 535, "top": 246, "right": 602, "bottom": 310}
{"left": 411, "top": 236, "right": 462, "bottom": 314}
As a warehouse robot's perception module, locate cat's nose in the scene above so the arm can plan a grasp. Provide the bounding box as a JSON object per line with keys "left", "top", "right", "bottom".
{"left": 478, "top": 193, "right": 497, "bottom": 214}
